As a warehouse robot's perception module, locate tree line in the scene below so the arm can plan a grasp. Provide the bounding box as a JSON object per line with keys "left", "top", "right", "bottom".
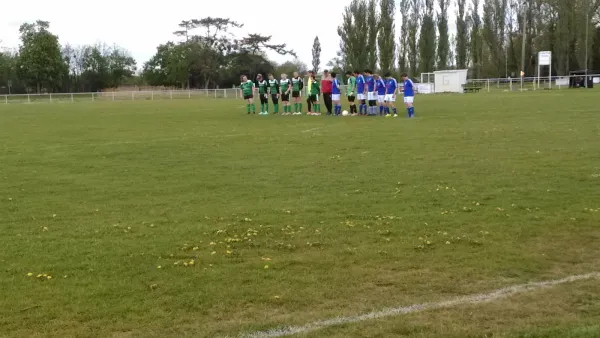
{"left": 3, "top": 2, "right": 600, "bottom": 94}
{"left": 336, "top": 0, "right": 600, "bottom": 79}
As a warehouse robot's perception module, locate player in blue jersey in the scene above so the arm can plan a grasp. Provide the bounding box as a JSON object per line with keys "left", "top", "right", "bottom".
{"left": 354, "top": 70, "right": 366, "bottom": 115}
{"left": 365, "top": 69, "right": 377, "bottom": 115}
{"left": 401, "top": 72, "right": 415, "bottom": 118}
{"left": 375, "top": 74, "right": 386, "bottom": 115}
{"left": 331, "top": 72, "right": 342, "bottom": 115}
{"left": 384, "top": 73, "right": 398, "bottom": 117}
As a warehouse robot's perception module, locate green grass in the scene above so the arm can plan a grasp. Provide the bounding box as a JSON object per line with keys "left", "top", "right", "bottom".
{"left": 1, "top": 91, "right": 599, "bottom": 338}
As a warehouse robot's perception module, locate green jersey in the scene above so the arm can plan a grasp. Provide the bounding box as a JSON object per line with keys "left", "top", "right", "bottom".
{"left": 240, "top": 80, "right": 254, "bottom": 96}
{"left": 268, "top": 79, "right": 279, "bottom": 94}
{"left": 291, "top": 77, "right": 303, "bottom": 92}
{"left": 257, "top": 80, "right": 268, "bottom": 94}
{"left": 310, "top": 80, "right": 320, "bottom": 95}
{"left": 347, "top": 76, "right": 356, "bottom": 95}
{"left": 280, "top": 78, "right": 291, "bottom": 93}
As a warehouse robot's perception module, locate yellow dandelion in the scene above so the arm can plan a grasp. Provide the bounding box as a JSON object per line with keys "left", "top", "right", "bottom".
{"left": 27, "top": 272, "right": 33, "bottom": 277}
{"left": 446, "top": 241, "right": 451, "bottom": 244}
{"left": 157, "top": 266, "right": 162, "bottom": 269}
{"left": 47, "top": 276, "right": 52, "bottom": 280}
{"left": 226, "top": 250, "right": 232, "bottom": 255}
{"left": 37, "top": 274, "right": 42, "bottom": 278}
{"left": 211, "top": 251, "right": 216, "bottom": 255}
{"left": 264, "top": 265, "right": 269, "bottom": 269}
{"left": 193, "top": 246, "right": 199, "bottom": 251}
{"left": 274, "top": 295, "right": 280, "bottom": 299}
{"left": 189, "top": 260, "right": 195, "bottom": 265}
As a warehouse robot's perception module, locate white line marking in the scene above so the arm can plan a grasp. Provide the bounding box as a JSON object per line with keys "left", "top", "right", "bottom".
{"left": 238, "top": 272, "right": 600, "bottom": 338}
{"left": 301, "top": 127, "right": 321, "bottom": 133}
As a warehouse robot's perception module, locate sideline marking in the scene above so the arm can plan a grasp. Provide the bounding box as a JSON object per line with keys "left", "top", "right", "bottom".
{"left": 239, "top": 272, "right": 600, "bottom": 338}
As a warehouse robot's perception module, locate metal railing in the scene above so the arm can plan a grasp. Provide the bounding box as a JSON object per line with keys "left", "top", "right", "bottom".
{"left": 2, "top": 75, "right": 598, "bottom": 104}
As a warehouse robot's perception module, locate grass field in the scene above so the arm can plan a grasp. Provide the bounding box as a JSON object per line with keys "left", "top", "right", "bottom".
{"left": 1, "top": 91, "right": 600, "bottom": 338}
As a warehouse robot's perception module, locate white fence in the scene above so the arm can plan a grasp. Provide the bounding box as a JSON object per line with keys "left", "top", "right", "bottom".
{"left": 2, "top": 75, "right": 598, "bottom": 104}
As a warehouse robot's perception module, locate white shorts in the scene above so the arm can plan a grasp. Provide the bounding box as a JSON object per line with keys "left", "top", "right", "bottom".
{"left": 332, "top": 94, "right": 341, "bottom": 101}
{"left": 377, "top": 95, "right": 385, "bottom": 103}
{"left": 356, "top": 93, "right": 366, "bottom": 100}
{"left": 404, "top": 96, "right": 414, "bottom": 104}
{"left": 367, "top": 92, "right": 377, "bottom": 101}
{"left": 384, "top": 94, "right": 396, "bottom": 102}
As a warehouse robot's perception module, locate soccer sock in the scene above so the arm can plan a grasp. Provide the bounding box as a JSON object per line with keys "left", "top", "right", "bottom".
{"left": 379, "top": 106, "right": 384, "bottom": 115}
{"left": 407, "top": 107, "right": 411, "bottom": 117}
{"left": 392, "top": 107, "right": 397, "bottom": 114}
{"left": 260, "top": 103, "right": 264, "bottom": 112}
{"left": 265, "top": 103, "right": 269, "bottom": 113}
{"left": 274, "top": 104, "right": 279, "bottom": 113}
{"left": 299, "top": 103, "right": 302, "bottom": 113}
{"left": 251, "top": 104, "right": 256, "bottom": 113}
{"left": 384, "top": 106, "right": 389, "bottom": 114}
{"left": 246, "top": 104, "right": 251, "bottom": 114}
{"left": 410, "top": 107, "right": 415, "bottom": 117}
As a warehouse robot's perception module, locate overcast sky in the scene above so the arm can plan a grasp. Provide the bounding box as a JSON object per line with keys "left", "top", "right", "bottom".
{"left": 1, "top": 0, "right": 457, "bottom": 69}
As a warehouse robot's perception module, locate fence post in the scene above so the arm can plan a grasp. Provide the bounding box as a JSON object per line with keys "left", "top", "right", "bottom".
{"left": 4, "top": 95, "right": 7, "bottom": 104}
{"left": 151, "top": 91, "right": 154, "bottom": 100}
{"left": 214, "top": 90, "right": 217, "bottom": 99}
{"left": 487, "top": 79, "right": 490, "bottom": 92}
{"left": 49, "top": 94, "right": 52, "bottom": 103}
{"left": 188, "top": 90, "right": 191, "bottom": 99}
{"left": 205, "top": 88, "right": 208, "bottom": 97}
{"left": 71, "top": 93, "right": 74, "bottom": 102}
{"left": 224, "top": 89, "right": 227, "bottom": 98}
{"left": 132, "top": 91, "right": 134, "bottom": 100}
{"left": 28, "top": 94, "right": 30, "bottom": 103}
{"left": 92, "top": 93, "right": 95, "bottom": 101}
{"left": 170, "top": 90, "right": 173, "bottom": 99}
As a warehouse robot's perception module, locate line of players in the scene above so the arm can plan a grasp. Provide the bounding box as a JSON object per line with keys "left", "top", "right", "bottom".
{"left": 239, "top": 70, "right": 415, "bottom": 117}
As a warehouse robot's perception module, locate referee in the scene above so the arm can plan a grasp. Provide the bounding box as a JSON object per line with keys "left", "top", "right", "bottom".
{"left": 321, "top": 70, "right": 333, "bottom": 115}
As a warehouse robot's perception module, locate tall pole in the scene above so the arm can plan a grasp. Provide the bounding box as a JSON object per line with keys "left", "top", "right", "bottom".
{"left": 585, "top": 11, "right": 589, "bottom": 88}
{"left": 520, "top": 0, "right": 527, "bottom": 90}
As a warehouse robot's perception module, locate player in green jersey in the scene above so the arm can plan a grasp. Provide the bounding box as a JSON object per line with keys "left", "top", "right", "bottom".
{"left": 308, "top": 73, "right": 321, "bottom": 115}
{"left": 345, "top": 71, "right": 357, "bottom": 115}
{"left": 291, "top": 71, "right": 304, "bottom": 115}
{"left": 239, "top": 75, "right": 256, "bottom": 114}
{"left": 256, "top": 74, "right": 269, "bottom": 115}
{"left": 280, "top": 73, "right": 292, "bottom": 115}
{"left": 267, "top": 74, "right": 280, "bottom": 114}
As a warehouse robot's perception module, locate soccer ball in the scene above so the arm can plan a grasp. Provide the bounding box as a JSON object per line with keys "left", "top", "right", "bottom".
{"left": 342, "top": 110, "right": 349, "bottom": 116}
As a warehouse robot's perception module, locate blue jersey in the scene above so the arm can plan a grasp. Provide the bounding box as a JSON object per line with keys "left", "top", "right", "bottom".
{"left": 356, "top": 75, "right": 365, "bottom": 93}
{"left": 332, "top": 78, "right": 341, "bottom": 95}
{"left": 366, "top": 75, "right": 375, "bottom": 92}
{"left": 386, "top": 78, "right": 397, "bottom": 95}
{"left": 403, "top": 79, "right": 414, "bottom": 97}
{"left": 376, "top": 78, "right": 386, "bottom": 95}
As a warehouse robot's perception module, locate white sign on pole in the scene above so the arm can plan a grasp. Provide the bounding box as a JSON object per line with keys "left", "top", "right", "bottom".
{"left": 538, "top": 51, "right": 552, "bottom": 66}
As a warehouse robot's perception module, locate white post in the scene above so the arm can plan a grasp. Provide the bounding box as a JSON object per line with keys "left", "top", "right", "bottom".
{"left": 132, "top": 91, "right": 134, "bottom": 100}
{"left": 151, "top": 91, "right": 154, "bottom": 100}
{"left": 188, "top": 90, "right": 191, "bottom": 99}
{"left": 549, "top": 63, "right": 552, "bottom": 89}
{"left": 224, "top": 89, "right": 227, "bottom": 98}
{"left": 487, "top": 79, "right": 490, "bottom": 92}
{"left": 28, "top": 94, "right": 30, "bottom": 103}
{"left": 112, "top": 92, "right": 115, "bottom": 101}
{"left": 71, "top": 93, "right": 74, "bottom": 102}
{"left": 4, "top": 95, "right": 7, "bottom": 104}
{"left": 49, "top": 94, "right": 52, "bottom": 103}
{"left": 214, "top": 90, "right": 217, "bottom": 99}
{"left": 92, "top": 93, "right": 95, "bottom": 101}
{"left": 170, "top": 90, "right": 173, "bottom": 99}
{"left": 205, "top": 88, "right": 208, "bottom": 96}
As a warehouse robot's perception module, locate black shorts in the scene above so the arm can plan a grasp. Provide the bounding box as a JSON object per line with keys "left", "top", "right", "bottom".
{"left": 292, "top": 91, "right": 300, "bottom": 98}
{"left": 260, "top": 94, "right": 268, "bottom": 104}
{"left": 347, "top": 95, "right": 355, "bottom": 102}
{"left": 271, "top": 94, "right": 279, "bottom": 104}
{"left": 368, "top": 100, "right": 377, "bottom": 106}
{"left": 308, "top": 94, "right": 318, "bottom": 103}
{"left": 281, "top": 93, "right": 290, "bottom": 102}
{"left": 243, "top": 94, "right": 253, "bottom": 100}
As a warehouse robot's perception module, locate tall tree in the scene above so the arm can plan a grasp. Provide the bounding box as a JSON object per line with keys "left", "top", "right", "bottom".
{"left": 338, "top": 0, "right": 369, "bottom": 71}
{"left": 419, "top": 0, "right": 437, "bottom": 72}
{"left": 407, "top": 0, "right": 421, "bottom": 74}
{"left": 470, "top": 0, "right": 483, "bottom": 77}
{"left": 17, "top": 21, "right": 67, "bottom": 93}
{"left": 378, "top": 0, "right": 396, "bottom": 72}
{"left": 437, "top": 0, "right": 451, "bottom": 69}
{"left": 398, "top": 0, "right": 411, "bottom": 71}
{"left": 312, "top": 36, "right": 321, "bottom": 72}
{"left": 455, "top": 0, "right": 470, "bottom": 69}
{"left": 482, "top": 0, "right": 508, "bottom": 77}
{"left": 366, "top": 0, "right": 380, "bottom": 70}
